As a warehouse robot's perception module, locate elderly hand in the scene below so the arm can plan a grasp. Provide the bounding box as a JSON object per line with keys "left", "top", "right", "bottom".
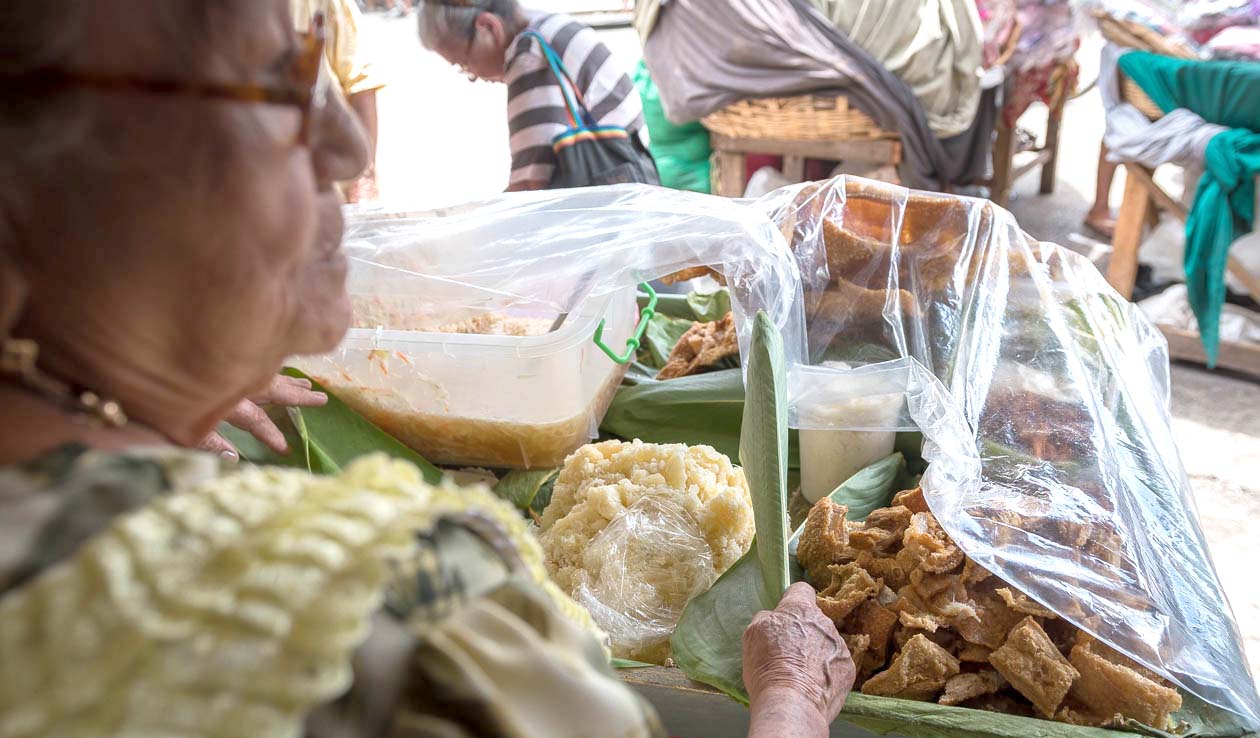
{"left": 199, "top": 375, "right": 328, "bottom": 460}
{"left": 743, "top": 581, "right": 856, "bottom": 738}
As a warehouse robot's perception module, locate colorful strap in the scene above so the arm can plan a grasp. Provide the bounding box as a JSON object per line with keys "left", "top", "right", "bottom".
{"left": 521, "top": 30, "right": 593, "bottom": 129}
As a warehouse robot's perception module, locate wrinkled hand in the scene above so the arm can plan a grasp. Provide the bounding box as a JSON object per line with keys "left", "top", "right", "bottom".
{"left": 199, "top": 375, "right": 328, "bottom": 460}
{"left": 743, "top": 582, "right": 856, "bottom": 724}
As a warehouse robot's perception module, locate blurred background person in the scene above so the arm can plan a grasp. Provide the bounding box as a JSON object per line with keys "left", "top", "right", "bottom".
{"left": 419, "top": 0, "right": 655, "bottom": 191}
{"left": 295, "top": 0, "right": 387, "bottom": 202}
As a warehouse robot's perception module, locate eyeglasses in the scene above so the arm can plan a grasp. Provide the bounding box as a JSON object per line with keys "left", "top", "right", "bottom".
{"left": 4, "top": 13, "right": 331, "bottom": 146}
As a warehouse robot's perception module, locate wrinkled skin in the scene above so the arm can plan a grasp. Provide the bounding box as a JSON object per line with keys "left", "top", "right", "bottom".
{"left": 0, "top": 0, "right": 369, "bottom": 462}
{"left": 743, "top": 581, "right": 857, "bottom": 737}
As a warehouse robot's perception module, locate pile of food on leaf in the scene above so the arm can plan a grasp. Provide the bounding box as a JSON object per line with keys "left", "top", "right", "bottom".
{"left": 797, "top": 490, "right": 1184, "bottom": 729}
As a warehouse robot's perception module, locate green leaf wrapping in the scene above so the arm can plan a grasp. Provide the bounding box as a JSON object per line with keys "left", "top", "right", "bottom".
{"left": 686, "top": 288, "right": 733, "bottom": 322}
{"left": 640, "top": 312, "right": 696, "bottom": 368}
{"left": 600, "top": 369, "right": 801, "bottom": 469}
{"left": 219, "top": 368, "right": 442, "bottom": 484}
{"left": 740, "top": 312, "right": 791, "bottom": 608}
{"left": 494, "top": 469, "right": 559, "bottom": 514}
{"left": 833, "top": 452, "right": 906, "bottom": 521}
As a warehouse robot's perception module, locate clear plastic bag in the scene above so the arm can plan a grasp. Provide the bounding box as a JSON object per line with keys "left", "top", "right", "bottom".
{"left": 573, "top": 496, "right": 717, "bottom": 663}
{"left": 297, "top": 185, "right": 805, "bottom": 468}
{"left": 750, "top": 176, "right": 1260, "bottom": 727}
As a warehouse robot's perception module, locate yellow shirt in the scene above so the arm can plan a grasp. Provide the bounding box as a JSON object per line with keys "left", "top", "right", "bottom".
{"left": 293, "top": 0, "right": 385, "bottom": 97}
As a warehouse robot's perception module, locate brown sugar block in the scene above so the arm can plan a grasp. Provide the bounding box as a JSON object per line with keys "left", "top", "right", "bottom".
{"left": 861, "top": 634, "right": 961, "bottom": 701}
{"left": 989, "top": 617, "right": 1080, "bottom": 718}
{"left": 940, "top": 669, "right": 1006, "bottom": 707}
{"left": 817, "top": 563, "right": 882, "bottom": 622}
{"left": 1068, "top": 641, "right": 1182, "bottom": 729}
{"left": 797, "top": 499, "right": 850, "bottom": 584}
{"left": 845, "top": 600, "right": 899, "bottom": 672}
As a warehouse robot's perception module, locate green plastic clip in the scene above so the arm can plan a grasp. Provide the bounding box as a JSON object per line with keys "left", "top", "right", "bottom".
{"left": 594, "top": 282, "right": 656, "bottom": 365}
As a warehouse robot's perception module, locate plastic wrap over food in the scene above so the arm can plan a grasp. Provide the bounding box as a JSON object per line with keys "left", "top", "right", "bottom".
{"left": 297, "top": 185, "right": 805, "bottom": 468}
{"left": 573, "top": 496, "right": 717, "bottom": 663}
{"left": 336, "top": 184, "right": 806, "bottom": 371}
{"left": 752, "top": 176, "right": 1260, "bottom": 727}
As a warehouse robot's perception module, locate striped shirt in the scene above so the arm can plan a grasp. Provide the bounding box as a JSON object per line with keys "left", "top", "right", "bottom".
{"left": 504, "top": 13, "right": 646, "bottom": 188}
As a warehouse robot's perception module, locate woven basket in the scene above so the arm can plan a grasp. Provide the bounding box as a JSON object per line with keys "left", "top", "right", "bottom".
{"left": 701, "top": 95, "right": 894, "bottom": 142}
{"left": 1121, "top": 77, "right": 1164, "bottom": 120}
{"left": 1092, "top": 10, "right": 1194, "bottom": 123}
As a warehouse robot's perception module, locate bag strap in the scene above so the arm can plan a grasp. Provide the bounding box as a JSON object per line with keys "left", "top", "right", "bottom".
{"left": 520, "top": 30, "right": 593, "bottom": 129}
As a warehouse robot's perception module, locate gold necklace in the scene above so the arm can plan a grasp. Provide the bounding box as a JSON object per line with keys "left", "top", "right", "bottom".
{"left": 0, "top": 338, "right": 129, "bottom": 428}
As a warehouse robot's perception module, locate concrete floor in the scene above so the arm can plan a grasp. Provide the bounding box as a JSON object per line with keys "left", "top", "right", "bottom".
{"left": 358, "top": 12, "right": 1260, "bottom": 684}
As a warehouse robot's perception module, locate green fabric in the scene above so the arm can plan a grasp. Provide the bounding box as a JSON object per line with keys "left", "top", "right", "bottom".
{"left": 632, "top": 60, "right": 712, "bottom": 193}
{"left": 1118, "top": 51, "right": 1260, "bottom": 365}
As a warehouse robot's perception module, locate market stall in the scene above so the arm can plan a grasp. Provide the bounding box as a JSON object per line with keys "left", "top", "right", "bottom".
{"left": 235, "top": 180, "right": 1259, "bottom": 738}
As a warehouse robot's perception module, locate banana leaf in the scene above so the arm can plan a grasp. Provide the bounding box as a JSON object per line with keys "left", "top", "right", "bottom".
{"left": 600, "top": 369, "right": 801, "bottom": 469}
{"left": 219, "top": 368, "right": 442, "bottom": 484}
{"left": 640, "top": 312, "right": 696, "bottom": 368}
{"left": 671, "top": 450, "right": 907, "bottom": 704}
{"left": 741, "top": 311, "right": 790, "bottom": 608}
{"left": 494, "top": 468, "right": 558, "bottom": 516}
{"left": 686, "top": 288, "right": 732, "bottom": 322}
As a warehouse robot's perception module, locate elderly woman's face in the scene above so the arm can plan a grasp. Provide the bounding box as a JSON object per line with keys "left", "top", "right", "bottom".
{"left": 16, "top": 0, "right": 369, "bottom": 407}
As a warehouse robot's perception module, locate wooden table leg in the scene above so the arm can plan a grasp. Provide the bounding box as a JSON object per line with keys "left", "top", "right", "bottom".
{"left": 1040, "top": 84, "right": 1066, "bottom": 195}
{"left": 991, "top": 116, "right": 1014, "bottom": 207}
{"left": 1107, "top": 166, "right": 1151, "bottom": 299}
{"left": 712, "top": 150, "right": 747, "bottom": 198}
{"left": 782, "top": 155, "right": 805, "bottom": 183}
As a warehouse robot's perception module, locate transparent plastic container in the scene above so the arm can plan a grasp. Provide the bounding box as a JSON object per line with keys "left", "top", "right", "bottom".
{"left": 294, "top": 287, "right": 636, "bottom": 469}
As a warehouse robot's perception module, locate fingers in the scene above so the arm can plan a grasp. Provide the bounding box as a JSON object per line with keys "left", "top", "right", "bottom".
{"left": 250, "top": 375, "right": 328, "bottom": 408}
{"left": 198, "top": 431, "right": 240, "bottom": 461}
{"left": 225, "top": 400, "right": 289, "bottom": 454}
{"left": 777, "top": 581, "right": 818, "bottom": 611}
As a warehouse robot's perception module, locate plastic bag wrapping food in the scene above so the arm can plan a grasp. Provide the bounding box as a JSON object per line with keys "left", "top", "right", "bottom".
{"left": 336, "top": 185, "right": 804, "bottom": 353}
{"left": 295, "top": 185, "right": 805, "bottom": 468}
{"left": 572, "top": 496, "right": 718, "bottom": 663}
{"left": 749, "top": 176, "right": 1260, "bottom": 727}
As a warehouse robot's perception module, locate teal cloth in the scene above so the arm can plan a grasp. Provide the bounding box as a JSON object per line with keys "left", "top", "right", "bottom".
{"left": 632, "top": 60, "right": 712, "bottom": 193}
{"left": 1118, "top": 51, "right": 1260, "bottom": 365}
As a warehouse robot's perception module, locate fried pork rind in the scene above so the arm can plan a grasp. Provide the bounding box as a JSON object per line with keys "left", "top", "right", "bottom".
{"left": 989, "top": 617, "right": 1080, "bottom": 718}
{"left": 857, "top": 552, "right": 910, "bottom": 591}
{"left": 849, "top": 505, "right": 913, "bottom": 555}
{"left": 861, "top": 634, "right": 961, "bottom": 701}
{"left": 660, "top": 266, "right": 724, "bottom": 285}
{"left": 892, "top": 487, "right": 930, "bottom": 514}
{"left": 656, "top": 313, "right": 741, "bottom": 380}
{"left": 817, "top": 563, "right": 882, "bottom": 621}
{"left": 899, "top": 512, "right": 965, "bottom": 574}
{"left": 953, "top": 582, "right": 1024, "bottom": 650}
{"left": 961, "top": 558, "right": 992, "bottom": 585}
{"left": 963, "top": 693, "right": 1036, "bottom": 717}
{"left": 846, "top": 600, "right": 900, "bottom": 672}
{"left": 940, "top": 669, "right": 1006, "bottom": 707}
{"left": 995, "top": 587, "right": 1057, "bottom": 619}
{"left": 957, "top": 643, "right": 993, "bottom": 663}
{"left": 1068, "top": 639, "right": 1183, "bottom": 729}
{"left": 797, "top": 499, "right": 851, "bottom": 584}
{"left": 844, "top": 633, "right": 872, "bottom": 672}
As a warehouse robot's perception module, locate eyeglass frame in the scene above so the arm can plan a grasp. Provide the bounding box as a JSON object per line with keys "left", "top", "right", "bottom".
{"left": 3, "top": 12, "right": 331, "bottom": 147}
